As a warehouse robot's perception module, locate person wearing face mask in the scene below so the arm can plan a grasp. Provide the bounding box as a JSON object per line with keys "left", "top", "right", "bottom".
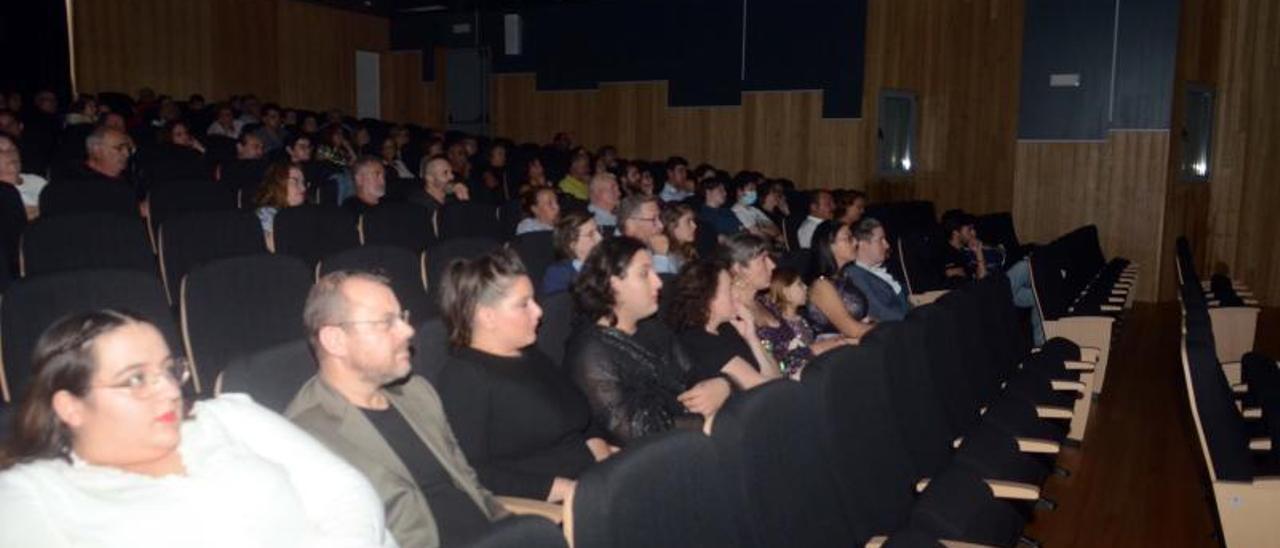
{"left": 341, "top": 157, "right": 386, "bottom": 218}
{"left": 729, "top": 178, "right": 781, "bottom": 243}
{"left": 846, "top": 217, "right": 911, "bottom": 322}
{"left": 434, "top": 248, "right": 613, "bottom": 504}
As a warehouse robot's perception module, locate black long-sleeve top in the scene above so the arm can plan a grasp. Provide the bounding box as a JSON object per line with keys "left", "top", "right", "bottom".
{"left": 435, "top": 346, "right": 598, "bottom": 499}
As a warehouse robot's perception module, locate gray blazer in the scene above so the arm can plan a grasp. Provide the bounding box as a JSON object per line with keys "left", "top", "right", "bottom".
{"left": 286, "top": 374, "right": 508, "bottom": 548}
{"left": 849, "top": 263, "right": 911, "bottom": 322}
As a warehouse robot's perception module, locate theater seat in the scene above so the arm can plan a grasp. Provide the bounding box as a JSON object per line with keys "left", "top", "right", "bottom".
{"left": 20, "top": 212, "right": 155, "bottom": 278}
{"left": 272, "top": 205, "right": 360, "bottom": 267}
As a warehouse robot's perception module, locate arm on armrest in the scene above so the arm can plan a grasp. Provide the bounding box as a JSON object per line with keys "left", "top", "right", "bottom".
{"left": 495, "top": 496, "right": 564, "bottom": 524}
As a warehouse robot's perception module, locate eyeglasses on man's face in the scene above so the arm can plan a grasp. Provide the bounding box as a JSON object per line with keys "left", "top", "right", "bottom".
{"left": 334, "top": 309, "right": 412, "bottom": 332}
{"left": 94, "top": 358, "right": 191, "bottom": 399}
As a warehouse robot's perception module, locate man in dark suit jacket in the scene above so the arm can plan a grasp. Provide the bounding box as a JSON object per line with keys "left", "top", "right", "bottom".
{"left": 848, "top": 218, "right": 910, "bottom": 322}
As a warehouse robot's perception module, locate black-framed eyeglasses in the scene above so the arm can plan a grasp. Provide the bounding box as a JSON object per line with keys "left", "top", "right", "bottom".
{"left": 93, "top": 358, "right": 191, "bottom": 399}
{"left": 334, "top": 310, "right": 411, "bottom": 332}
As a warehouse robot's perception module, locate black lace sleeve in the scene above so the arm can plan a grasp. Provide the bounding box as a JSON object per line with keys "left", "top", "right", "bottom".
{"left": 566, "top": 328, "right": 684, "bottom": 446}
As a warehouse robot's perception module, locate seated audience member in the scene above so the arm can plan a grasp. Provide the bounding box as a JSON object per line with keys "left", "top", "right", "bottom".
{"left": 0, "top": 148, "right": 46, "bottom": 219}
{"left": 666, "top": 259, "right": 782, "bottom": 390}
{"left": 206, "top": 104, "right": 243, "bottom": 139}
{"left": 541, "top": 210, "right": 602, "bottom": 295}
{"left": 660, "top": 203, "right": 698, "bottom": 272}
{"left": 565, "top": 237, "right": 732, "bottom": 446}
{"left": 161, "top": 120, "right": 206, "bottom": 155}
{"left": 796, "top": 189, "right": 834, "bottom": 249}
{"left": 833, "top": 189, "right": 868, "bottom": 226}
{"left": 236, "top": 132, "right": 266, "bottom": 161}
{"left": 729, "top": 176, "right": 782, "bottom": 242}
{"left": 471, "top": 141, "right": 511, "bottom": 204}
{"left": 285, "top": 133, "right": 314, "bottom": 164}
{"left": 0, "top": 310, "right": 394, "bottom": 548}
{"left": 253, "top": 104, "right": 289, "bottom": 153}
{"left": 695, "top": 178, "right": 742, "bottom": 237}
{"left": 341, "top": 156, "right": 385, "bottom": 218}
{"left": 409, "top": 155, "right": 470, "bottom": 219}
{"left": 586, "top": 172, "right": 621, "bottom": 233}
{"left": 557, "top": 148, "right": 592, "bottom": 201}
{"left": 435, "top": 249, "right": 612, "bottom": 502}
{"left": 618, "top": 194, "right": 677, "bottom": 274}
{"left": 378, "top": 137, "right": 414, "bottom": 180}
{"left": 287, "top": 272, "right": 509, "bottom": 548}
{"left": 939, "top": 210, "right": 1044, "bottom": 344}
{"left": 658, "top": 156, "right": 693, "bottom": 203}
{"left": 255, "top": 161, "right": 308, "bottom": 250}
{"left": 41, "top": 126, "right": 139, "bottom": 219}
{"left": 758, "top": 180, "right": 791, "bottom": 234}
{"left": 515, "top": 186, "right": 560, "bottom": 235}
{"left": 617, "top": 161, "right": 647, "bottom": 197}
{"left": 760, "top": 268, "right": 852, "bottom": 377}
{"left": 317, "top": 125, "right": 356, "bottom": 167}
{"left": 846, "top": 218, "right": 910, "bottom": 322}
{"left": 519, "top": 155, "right": 549, "bottom": 191}
{"left": 805, "top": 221, "right": 875, "bottom": 339}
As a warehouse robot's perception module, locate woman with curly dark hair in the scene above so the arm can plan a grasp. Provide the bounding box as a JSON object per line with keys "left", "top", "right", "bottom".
{"left": 564, "top": 237, "right": 731, "bottom": 446}
{"left": 666, "top": 259, "right": 781, "bottom": 389}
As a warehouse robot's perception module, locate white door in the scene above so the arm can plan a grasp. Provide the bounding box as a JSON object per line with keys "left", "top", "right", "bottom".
{"left": 355, "top": 50, "right": 380, "bottom": 120}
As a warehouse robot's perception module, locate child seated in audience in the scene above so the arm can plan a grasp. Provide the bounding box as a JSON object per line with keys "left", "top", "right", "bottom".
{"left": 541, "top": 210, "right": 602, "bottom": 295}
{"left": 660, "top": 203, "right": 699, "bottom": 272}
{"left": 0, "top": 310, "right": 394, "bottom": 548}
{"left": 565, "top": 237, "right": 732, "bottom": 446}
{"left": 435, "top": 248, "right": 614, "bottom": 504}
{"left": 666, "top": 259, "right": 783, "bottom": 389}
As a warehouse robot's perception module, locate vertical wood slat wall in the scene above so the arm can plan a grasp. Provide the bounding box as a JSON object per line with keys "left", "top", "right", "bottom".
{"left": 65, "top": 0, "right": 1280, "bottom": 304}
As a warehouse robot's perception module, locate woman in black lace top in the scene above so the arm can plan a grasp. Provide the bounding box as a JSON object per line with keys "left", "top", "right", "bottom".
{"left": 564, "top": 237, "right": 732, "bottom": 446}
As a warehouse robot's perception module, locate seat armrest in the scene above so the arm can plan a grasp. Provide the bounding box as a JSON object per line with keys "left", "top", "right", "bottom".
{"left": 1051, "top": 379, "right": 1087, "bottom": 393}
{"left": 495, "top": 496, "right": 564, "bottom": 524}
{"left": 1016, "top": 438, "right": 1060, "bottom": 454}
{"left": 1036, "top": 406, "right": 1073, "bottom": 419}
{"left": 983, "top": 479, "right": 1040, "bottom": 500}
{"left": 1063, "top": 360, "right": 1095, "bottom": 371}
{"left": 1250, "top": 438, "right": 1272, "bottom": 452}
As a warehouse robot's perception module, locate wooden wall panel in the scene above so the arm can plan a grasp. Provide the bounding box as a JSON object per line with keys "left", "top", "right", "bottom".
{"left": 276, "top": 0, "right": 387, "bottom": 113}
{"left": 72, "top": 0, "right": 213, "bottom": 98}
{"left": 1012, "top": 131, "right": 1171, "bottom": 302}
{"left": 490, "top": 0, "right": 1020, "bottom": 216}
{"left": 210, "top": 0, "right": 279, "bottom": 102}
{"left": 1203, "top": 0, "right": 1280, "bottom": 306}
{"left": 380, "top": 50, "right": 444, "bottom": 127}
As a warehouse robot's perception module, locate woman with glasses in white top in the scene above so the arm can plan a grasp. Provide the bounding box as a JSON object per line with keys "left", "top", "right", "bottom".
{"left": 0, "top": 310, "right": 396, "bottom": 548}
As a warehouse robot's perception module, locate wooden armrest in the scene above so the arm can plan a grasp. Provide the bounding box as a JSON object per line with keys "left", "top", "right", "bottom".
{"left": 1054, "top": 378, "right": 1085, "bottom": 391}
{"left": 1233, "top": 383, "right": 1249, "bottom": 394}
{"left": 1063, "top": 360, "right": 1095, "bottom": 371}
{"left": 1078, "top": 347, "right": 1101, "bottom": 363}
{"left": 1108, "top": 296, "right": 1125, "bottom": 304}
{"left": 1016, "top": 437, "right": 1060, "bottom": 454}
{"left": 495, "top": 496, "right": 564, "bottom": 524}
{"left": 1244, "top": 407, "right": 1262, "bottom": 419}
{"left": 1250, "top": 438, "right": 1272, "bottom": 452}
{"left": 984, "top": 479, "right": 1040, "bottom": 500}
{"left": 868, "top": 536, "right": 998, "bottom": 548}
{"left": 1100, "top": 304, "right": 1122, "bottom": 312}
{"left": 1036, "top": 406, "right": 1073, "bottom": 419}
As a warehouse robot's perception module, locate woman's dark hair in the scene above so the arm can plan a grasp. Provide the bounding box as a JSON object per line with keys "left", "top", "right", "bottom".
{"left": 807, "top": 220, "right": 848, "bottom": 283}
{"left": 573, "top": 236, "right": 648, "bottom": 326}
{"left": 718, "top": 232, "right": 769, "bottom": 269}
{"left": 553, "top": 210, "right": 594, "bottom": 260}
{"left": 159, "top": 120, "right": 189, "bottom": 144}
{"left": 695, "top": 177, "right": 725, "bottom": 202}
{"left": 521, "top": 186, "right": 555, "bottom": 217}
{"left": 439, "top": 248, "right": 527, "bottom": 348}
{"left": 665, "top": 259, "right": 726, "bottom": 331}
{"left": 1, "top": 310, "right": 148, "bottom": 469}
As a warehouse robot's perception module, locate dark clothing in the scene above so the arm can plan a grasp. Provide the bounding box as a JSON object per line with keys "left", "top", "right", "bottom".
{"left": 539, "top": 260, "right": 578, "bottom": 295}
{"left": 848, "top": 264, "right": 911, "bottom": 322}
{"left": 219, "top": 158, "right": 270, "bottom": 197}
{"left": 697, "top": 204, "right": 742, "bottom": 237}
{"left": 342, "top": 195, "right": 378, "bottom": 218}
{"left": 676, "top": 324, "right": 759, "bottom": 387}
{"left": 565, "top": 324, "right": 696, "bottom": 446}
{"left": 38, "top": 167, "right": 138, "bottom": 219}
{"left": 360, "top": 405, "right": 492, "bottom": 547}
{"left": 806, "top": 263, "right": 871, "bottom": 336}
{"left": 0, "top": 184, "right": 27, "bottom": 276}
{"left": 436, "top": 347, "right": 598, "bottom": 499}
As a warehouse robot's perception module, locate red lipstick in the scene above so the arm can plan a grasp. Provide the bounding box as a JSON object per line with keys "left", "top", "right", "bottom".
{"left": 156, "top": 411, "right": 178, "bottom": 424}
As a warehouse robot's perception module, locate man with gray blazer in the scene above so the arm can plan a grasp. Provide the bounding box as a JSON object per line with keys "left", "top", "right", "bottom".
{"left": 848, "top": 218, "right": 911, "bottom": 322}
{"left": 286, "top": 271, "right": 508, "bottom": 548}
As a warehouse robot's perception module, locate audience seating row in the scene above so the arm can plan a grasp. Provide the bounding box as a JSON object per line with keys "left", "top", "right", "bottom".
{"left": 1175, "top": 235, "right": 1278, "bottom": 547}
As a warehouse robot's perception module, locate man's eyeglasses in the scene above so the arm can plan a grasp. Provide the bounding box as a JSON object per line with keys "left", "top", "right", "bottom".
{"left": 334, "top": 310, "right": 411, "bottom": 331}
{"left": 94, "top": 358, "right": 191, "bottom": 399}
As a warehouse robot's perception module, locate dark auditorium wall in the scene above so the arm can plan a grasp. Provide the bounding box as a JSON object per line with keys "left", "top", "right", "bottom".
{"left": 70, "top": 0, "right": 390, "bottom": 114}
{"left": 491, "top": 0, "right": 1027, "bottom": 218}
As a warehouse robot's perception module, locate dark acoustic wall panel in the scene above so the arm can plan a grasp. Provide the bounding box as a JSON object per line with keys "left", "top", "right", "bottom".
{"left": 1018, "top": 0, "right": 1116, "bottom": 140}
{"left": 390, "top": 0, "right": 866, "bottom": 114}
{"left": 1112, "top": 0, "right": 1180, "bottom": 129}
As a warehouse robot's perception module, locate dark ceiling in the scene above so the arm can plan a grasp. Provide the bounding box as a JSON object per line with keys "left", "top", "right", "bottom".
{"left": 303, "top": 0, "right": 579, "bottom": 17}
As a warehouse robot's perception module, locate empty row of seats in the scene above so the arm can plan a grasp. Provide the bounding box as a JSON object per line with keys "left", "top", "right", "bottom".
{"left": 1175, "top": 235, "right": 1276, "bottom": 547}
